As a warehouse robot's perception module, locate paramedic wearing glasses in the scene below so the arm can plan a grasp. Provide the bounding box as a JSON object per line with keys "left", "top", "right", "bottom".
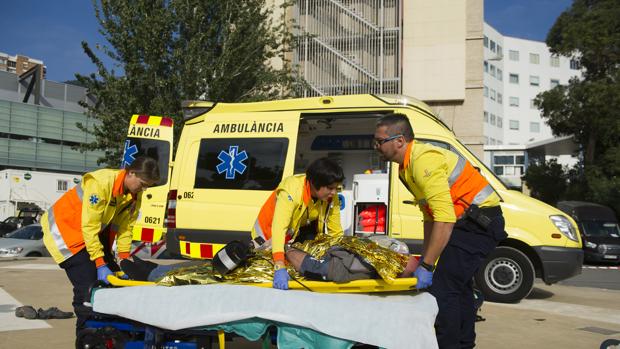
{"left": 374, "top": 113, "right": 506, "bottom": 349}
{"left": 251, "top": 157, "right": 345, "bottom": 290}
{"left": 41, "top": 156, "right": 160, "bottom": 336}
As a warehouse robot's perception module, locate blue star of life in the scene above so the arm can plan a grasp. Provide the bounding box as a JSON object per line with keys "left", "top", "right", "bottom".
{"left": 89, "top": 194, "right": 100, "bottom": 205}
{"left": 216, "top": 146, "right": 248, "bottom": 180}
{"left": 122, "top": 140, "right": 139, "bottom": 168}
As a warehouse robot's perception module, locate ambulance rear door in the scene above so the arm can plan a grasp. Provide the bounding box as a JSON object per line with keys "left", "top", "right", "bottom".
{"left": 123, "top": 114, "right": 174, "bottom": 243}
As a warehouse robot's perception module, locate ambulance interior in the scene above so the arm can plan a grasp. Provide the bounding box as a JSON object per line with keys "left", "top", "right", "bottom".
{"left": 294, "top": 114, "right": 391, "bottom": 235}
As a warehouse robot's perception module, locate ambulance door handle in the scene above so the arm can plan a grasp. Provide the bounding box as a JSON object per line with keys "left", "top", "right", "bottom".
{"left": 146, "top": 194, "right": 152, "bottom": 200}
{"left": 402, "top": 200, "right": 415, "bottom": 205}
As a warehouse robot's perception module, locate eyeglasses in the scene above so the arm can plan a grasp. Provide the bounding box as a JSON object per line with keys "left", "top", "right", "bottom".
{"left": 374, "top": 134, "right": 403, "bottom": 147}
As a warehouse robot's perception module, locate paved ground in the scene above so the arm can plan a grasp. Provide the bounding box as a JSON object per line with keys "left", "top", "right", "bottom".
{"left": 1, "top": 257, "right": 619, "bottom": 349}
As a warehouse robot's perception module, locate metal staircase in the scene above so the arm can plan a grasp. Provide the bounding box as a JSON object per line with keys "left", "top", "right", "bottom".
{"left": 294, "top": 0, "right": 402, "bottom": 96}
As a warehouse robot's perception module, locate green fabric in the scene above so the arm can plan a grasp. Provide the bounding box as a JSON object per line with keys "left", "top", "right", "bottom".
{"left": 203, "top": 317, "right": 354, "bottom": 349}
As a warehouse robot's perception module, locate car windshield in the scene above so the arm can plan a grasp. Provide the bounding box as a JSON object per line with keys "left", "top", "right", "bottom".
{"left": 4, "top": 225, "right": 42, "bottom": 240}
{"left": 581, "top": 221, "right": 620, "bottom": 238}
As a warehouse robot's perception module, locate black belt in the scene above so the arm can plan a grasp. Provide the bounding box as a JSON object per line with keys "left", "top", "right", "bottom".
{"left": 478, "top": 205, "right": 502, "bottom": 217}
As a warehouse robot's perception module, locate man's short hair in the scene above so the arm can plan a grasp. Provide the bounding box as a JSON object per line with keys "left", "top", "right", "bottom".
{"left": 306, "top": 158, "right": 345, "bottom": 189}
{"left": 126, "top": 156, "right": 161, "bottom": 183}
{"left": 376, "top": 113, "right": 415, "bottom": 141}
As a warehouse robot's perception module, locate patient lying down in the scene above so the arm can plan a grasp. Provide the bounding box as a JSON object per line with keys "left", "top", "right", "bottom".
{"left": 121, "top": 235, "right": 419, "bottom": 286}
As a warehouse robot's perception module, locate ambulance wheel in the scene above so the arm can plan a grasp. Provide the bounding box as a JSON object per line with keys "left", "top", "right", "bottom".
{"left": 474, "top": 246, "right": 534, "bottom": 303}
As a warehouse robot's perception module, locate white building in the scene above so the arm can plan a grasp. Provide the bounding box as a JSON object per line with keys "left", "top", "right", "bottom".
{"left": 482, "top": 23, "right": 582, "bottom": 188}
{"left": 0, "top": 169, "right": 81, "bottom": 220}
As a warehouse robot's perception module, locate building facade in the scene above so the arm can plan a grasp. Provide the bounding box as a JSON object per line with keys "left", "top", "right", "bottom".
{"left": 0, "top": 52, "right": 46, "bottom": 79}
{"left": 482, "top": 23, "right": 582, "bottom": 188}
{"left": 291, "top": 0, "right": 486, "bottom": 157}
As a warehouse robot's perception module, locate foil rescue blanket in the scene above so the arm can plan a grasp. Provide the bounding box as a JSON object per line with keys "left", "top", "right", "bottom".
{"left": 92, "top": 284, "right": 438, "bottom": 349}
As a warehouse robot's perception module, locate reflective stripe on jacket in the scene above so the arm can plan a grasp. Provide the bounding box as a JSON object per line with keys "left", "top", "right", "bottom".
{"left": 41, "top": 169, "right": 138, "bottom": 266}
{"left": 399, "top": 141, "right": 500, "bottom": 222}
{"left": 251, "top": 174, "right": 343, "bottom": 262}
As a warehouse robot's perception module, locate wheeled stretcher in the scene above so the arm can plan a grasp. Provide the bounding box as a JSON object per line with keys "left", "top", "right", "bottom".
{"left": 83, "top": 275, "right": 438, "bottom": 349}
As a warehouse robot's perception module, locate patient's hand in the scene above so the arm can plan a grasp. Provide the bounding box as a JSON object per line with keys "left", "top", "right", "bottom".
{"left": 399, "top": 255, "right": 420, "bottom": 278}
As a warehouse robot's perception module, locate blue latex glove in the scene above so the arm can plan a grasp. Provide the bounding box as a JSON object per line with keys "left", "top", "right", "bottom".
{"left": 97, "top": 264, "right": 114, "bottom": 285}
{"left": 414, "top": 265, "right": 433, "bottom": 289}
{"left": 273, "top": 268, "right": 290, "bottom": 290}
{"left": 117, "top": 271, "right": 130, "bottom": 280}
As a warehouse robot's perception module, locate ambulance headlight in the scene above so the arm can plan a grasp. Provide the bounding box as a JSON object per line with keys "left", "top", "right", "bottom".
{"left": 550, "top": 215, "right": 579, "bottom": 242}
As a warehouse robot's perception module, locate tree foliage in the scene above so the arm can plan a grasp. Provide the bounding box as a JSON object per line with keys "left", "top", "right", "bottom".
{"left": 529, "top": 0, "right": 620, "bottom": 215}
{"left": 522, "top": 159, "right": 568, "bottom": 205}
{"left": 76, "top": 0, "right": 300, "bottom": 165}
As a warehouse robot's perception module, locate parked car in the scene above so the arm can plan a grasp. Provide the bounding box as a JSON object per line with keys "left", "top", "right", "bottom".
{"left": 0, "top": 224, "right": 48, "bottom": 257}
{"left": 557, "top": 201, "right": 620, "bottom": 263}
{"left": 0, "top": 208, "right": 42, "bottom": 237}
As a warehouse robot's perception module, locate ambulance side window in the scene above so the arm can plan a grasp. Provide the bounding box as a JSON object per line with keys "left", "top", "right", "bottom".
{"left": 194, "top": 138, "right": 288, "bottom": 190}
{"left": 124, "top": 137, "right": 170, "bottom": 186}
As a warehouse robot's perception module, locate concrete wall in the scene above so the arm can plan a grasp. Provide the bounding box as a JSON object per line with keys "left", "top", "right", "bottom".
{"left": 402, "top": 0, "right": 484, "bottom": 158}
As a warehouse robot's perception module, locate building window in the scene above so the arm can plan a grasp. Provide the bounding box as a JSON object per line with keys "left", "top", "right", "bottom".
{"left": 509, "top": 96, "right": 519, "bottom": 107}
{"left": 493, "top": 166, "right": 504, "bottom": 175}
{"left": 530, "top": 122, "right": 540, "bottom": 133}
{"left": 497, "top": 45, "right": 503, "bottom": 57}
{"left": 483, "top": 111, "right": 489, "bottom": 123}
{"left": 509, "top": 120, "right": 519, "bottom": 130}
{"left": 484, "top": 61, "right": 488, "bottom": 73}
{"left": 516, "top": 155, "right": 525, "bottom": 164}
{"left": 494, "top": 155, "right": 514, "bottom": 165}
{"left": 8, "top": 61, "right": 16, "bottom": 68}
{"left": 550, "top": 79, "right": 560, "bottom": 88}
{"left": 530, "top": 99, "right": 537, "bottom": 109}
{"left": 497, "top": 93, "right": 503, "bottom": 104}
{"left": 497, "top": 68, "right": 503, "bottom": 81}
{"left": 509, "top": 73, "right": 519, "bottom": 84}
{"left": 497, "top": 116, "right": 503, "bottom": 128}
{"left": 530, "top": 75, "right": 540, "bottom": 86}
{"left": 490, "top": 40, "right": 496, "bottom": 52}
{"left": 509, "top": 50, "right": 519, "bottom": 61}
{"left": 0, "top": 58, "right": 6, "bottom": 65}
{"left": 529, "top": 53, "right": 540, "bottom": 64}
{"left": 490, "top": 89, "right": 496, "bottom": 101}
{"left": 490, "top": 114, "right": 496, "bottom": 126}
{"left": 490, "top": 64, "right": 496, "bottom": 77}
{"left": 57, "top": 180, "right": 68, "bottom": 192}
{"left": 483, "top": 35, "right": 488, "bottom": 48}
{"left": 484, "top": 86, "right": 488, "bottom": 97}
{"left": 570, "top": 59, "right": 580, "bottom": 70}
{"left": 550, "top": 55, "right": 560, "bottom": 67}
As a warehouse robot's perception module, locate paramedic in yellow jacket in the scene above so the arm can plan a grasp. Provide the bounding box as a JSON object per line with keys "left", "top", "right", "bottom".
{"left": 41, "top": 156, "right": 160, "bottom": 334}
{"left": 374, "top": 113, "right": 506, "bottom": 349}
{"left": 252, "top": 157, "right": 345, "bottom": 290}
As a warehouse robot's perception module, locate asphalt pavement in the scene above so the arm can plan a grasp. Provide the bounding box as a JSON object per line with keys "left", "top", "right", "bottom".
{"left": 1, "top": 257, "right": 619, "bottom": 349}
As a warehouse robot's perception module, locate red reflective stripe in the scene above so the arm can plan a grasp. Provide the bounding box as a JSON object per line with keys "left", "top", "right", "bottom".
{"left": 141, "top": 228, "right": 154, "bottom": 242}
{"left": 200, "top": 244, "right": 213, "bottom": 258}
{"left": 160, "top": 117, "right": 173, "bottom": 127}
{"left": 137, "top": 115, "right": 149, "bottom": 124}
{"left": 184, "top": 242, "right": 191, "bottom": 255}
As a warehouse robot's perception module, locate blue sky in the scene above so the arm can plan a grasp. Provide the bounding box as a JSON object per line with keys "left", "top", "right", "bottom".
{"left": 0, "top": 0, "right": 573, "bottom": 83}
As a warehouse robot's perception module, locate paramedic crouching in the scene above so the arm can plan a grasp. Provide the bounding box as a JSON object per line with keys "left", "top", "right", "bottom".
{"left": 251, "top": 157, "right": 345, "bottom": 289}
{"left": 374, "top": 113, "right": 506, "bottom": 349}
{"left": 41, "top": 156, "right": 160, "bottom": 337}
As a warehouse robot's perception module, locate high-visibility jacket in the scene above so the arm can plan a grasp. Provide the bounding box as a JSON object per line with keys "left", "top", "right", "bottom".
{"left": 41, "top": 169, "right": 139, "bottom": 267}
{"left": 251, "top": 174, "right": 343, "bottom": 262}
{"left": 399, "top": 141, "right": 500, "bottom": 223}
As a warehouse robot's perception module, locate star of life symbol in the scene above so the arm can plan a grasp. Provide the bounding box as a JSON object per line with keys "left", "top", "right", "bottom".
{"left": 122, "top": 140, "right": 139, "bottom": 168}
{"left": 216, "top": 146, "right": 248, "bottom": 180}
{"left": 89, "top": 194, "right": 100, "bottom": 205}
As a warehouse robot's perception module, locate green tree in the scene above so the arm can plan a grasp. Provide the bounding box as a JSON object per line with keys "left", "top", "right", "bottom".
{"left": 76, "top": 0, "right": 300, "bottom": 165}
{"left": 522, "top": 159, "right": 568, "bottom": 205}
{"left": 531, "top": 0, "right": 620, "bottom": 214}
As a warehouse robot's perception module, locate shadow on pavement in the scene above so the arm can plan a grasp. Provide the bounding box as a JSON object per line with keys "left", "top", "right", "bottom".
{"left": 526, "top": 287, "right": 554, "bottom": 300}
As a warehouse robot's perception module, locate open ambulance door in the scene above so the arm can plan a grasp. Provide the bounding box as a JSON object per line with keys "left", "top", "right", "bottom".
{"left": 122, "top": 114, "right": 174, "bottom": 244}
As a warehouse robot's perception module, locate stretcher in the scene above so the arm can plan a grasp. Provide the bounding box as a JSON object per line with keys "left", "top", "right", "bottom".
{"left": 84, "top": 274, "right": 438, "bottom": 349}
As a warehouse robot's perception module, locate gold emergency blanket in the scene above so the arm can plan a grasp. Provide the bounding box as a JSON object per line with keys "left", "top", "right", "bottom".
{"left": 156, "top": 235, "right": 409, "bottom": 286}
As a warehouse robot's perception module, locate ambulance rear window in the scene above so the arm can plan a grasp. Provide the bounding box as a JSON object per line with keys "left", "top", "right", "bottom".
{"left": 123, "top": 137, "right": 170, "bottom": 186}
{"left": 194, "top": 138, "right": 288, "bottom": 190}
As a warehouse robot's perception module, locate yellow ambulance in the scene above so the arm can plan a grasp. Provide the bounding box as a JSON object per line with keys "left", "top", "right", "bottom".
{"left": 126, "top": 94, "right": 583, "bottom": 303}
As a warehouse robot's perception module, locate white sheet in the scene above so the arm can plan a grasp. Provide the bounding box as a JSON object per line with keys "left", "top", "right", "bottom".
{"left": 93, "top": 284, "right": 438, "bottom": 349}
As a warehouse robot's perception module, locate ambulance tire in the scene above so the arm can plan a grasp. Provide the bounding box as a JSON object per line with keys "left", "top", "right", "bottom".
{"left": 474, "top": 246, "right": 534, "bottom": 303}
